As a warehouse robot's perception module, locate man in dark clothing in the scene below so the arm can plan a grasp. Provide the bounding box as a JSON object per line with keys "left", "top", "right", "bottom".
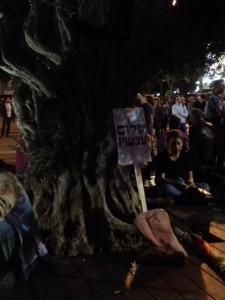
{"left": 136, "top": 93, "right": 154, "bottom": 135}
{"left": 207, "top": 79, "right": 225, "bottom": 166}
{"left": 193, "top": 94, "right": 206, "bottom": 112}
{"left": 189, "top": 108, "right": 215, "bottom": 167}
{"left": 135, "top": 93, "right": 154, "bottom": 186}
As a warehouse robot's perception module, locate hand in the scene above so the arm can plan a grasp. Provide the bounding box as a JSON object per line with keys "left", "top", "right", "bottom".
{"left": 186, "top": 182, "right": 197, "bottom": 189}
{"left": 179, "top": 182, "right": 190, "bottom": 190}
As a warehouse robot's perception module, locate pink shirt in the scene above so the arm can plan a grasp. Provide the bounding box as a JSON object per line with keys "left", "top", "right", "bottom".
{"left": 16, "top": 138, "right": 28, "bottom": 171}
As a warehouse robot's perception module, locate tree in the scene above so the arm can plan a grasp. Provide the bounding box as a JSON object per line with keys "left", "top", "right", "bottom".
{"left": 0, "top": 0, "right": 225, "bottom": 255}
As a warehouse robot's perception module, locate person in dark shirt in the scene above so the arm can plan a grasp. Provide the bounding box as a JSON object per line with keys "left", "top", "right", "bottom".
{"left": 135, "top": 93, "right": 154, "bottom": 135}
{"left": 193, "top": 94, "right": 206, "bottom": 112}
{"left": 155, "top": 130, "right": 209, "bottom": 200}
{"left": 207, "top": 80, "right": 225, "bottom": 165}
{"left": 154, "top": 97, "right": 164, "bottom": 145}
{"left": 135, "top": 93, "right": 155, "bottom": 186}
{"left": 189, "top": 108, "right": 215, "bottom": 166}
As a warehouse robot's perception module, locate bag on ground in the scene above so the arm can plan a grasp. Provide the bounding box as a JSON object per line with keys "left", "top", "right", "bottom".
{"left": 134, "top": 209, "right": 188, "bottom": 263}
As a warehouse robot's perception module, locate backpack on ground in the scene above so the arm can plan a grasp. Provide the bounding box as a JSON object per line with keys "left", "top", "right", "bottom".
{"left": 134, "top": 209, "right": 188, "bottom": 263}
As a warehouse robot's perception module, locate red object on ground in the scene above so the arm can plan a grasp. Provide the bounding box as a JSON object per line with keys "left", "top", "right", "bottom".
{"left": 191, "top": 233, "right": 225, "bottom": 276}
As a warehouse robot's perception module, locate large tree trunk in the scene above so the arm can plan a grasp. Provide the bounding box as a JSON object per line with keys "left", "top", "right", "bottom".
{"left": 0, "top": 0, "right": 225, "bottom": 255}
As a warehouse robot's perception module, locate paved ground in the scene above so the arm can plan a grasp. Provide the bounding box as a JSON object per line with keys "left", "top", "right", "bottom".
{"left": 0, "top": 118, "right": 20, "bottom": 165}
{"left": 8, "top": 204, "right": 225, "bottom": 300}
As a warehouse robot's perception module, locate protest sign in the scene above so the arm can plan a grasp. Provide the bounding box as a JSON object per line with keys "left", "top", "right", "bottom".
{"left": 113, "top": 107, "right": 151, "bottom": 165}
{"left": 113, "top": 107, "right": 150, "bottom": 212}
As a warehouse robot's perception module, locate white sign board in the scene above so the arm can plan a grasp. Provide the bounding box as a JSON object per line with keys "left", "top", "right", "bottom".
{"left": 113, "top": 107, "right": 151, "bottom": 166}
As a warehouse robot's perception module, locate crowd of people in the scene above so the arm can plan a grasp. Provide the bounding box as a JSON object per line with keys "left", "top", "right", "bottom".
{"left": 136, "top": 79, "right": 225, "bottom": 203}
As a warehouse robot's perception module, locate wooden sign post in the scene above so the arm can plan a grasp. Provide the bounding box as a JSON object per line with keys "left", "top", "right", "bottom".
{"left": 134, "top": 164, "right": 147, "bottom": 212}
{"left": 113, "top": 107, "right": 150, "bottom": 213}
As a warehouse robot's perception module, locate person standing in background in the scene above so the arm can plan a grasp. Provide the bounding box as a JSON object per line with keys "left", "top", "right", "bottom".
{"left": 193, "top": 94, "right": 206, "bottom": 112}
{"left": 186, "top": 95, "right": 195, "bottom": 124}
{"left": 153, "top": 97, "right": 164, "bottom": 145}
{"left": 172, "top": 94, "right": 188, "bottom": 133}
{"left": 161, "top": 97, "right": 170, "bottom": 132}
{"left": 207, "top": 79, "right": 225, "bottom": 166}
{"left": 189, "top": 108, "right": 215, "bottom": 167}
{"left": 136, "top": 93, "right": 154, "bottom": 136}
{"left": 1, "top": 98, "right": 12, "bottom": 138}
{"left": 135, "top": 93, "right": 155, "bottom": 187}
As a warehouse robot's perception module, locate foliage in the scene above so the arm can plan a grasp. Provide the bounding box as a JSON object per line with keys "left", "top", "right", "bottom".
{"left": 139, "top": 0, "right": 225, "bottom": 94}
{"left": 206, "top": 54, "right": 225, "bottom": 79}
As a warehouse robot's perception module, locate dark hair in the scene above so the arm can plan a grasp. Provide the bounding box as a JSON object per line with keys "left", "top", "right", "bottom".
{"left": 165, "top": 130, "right": 189, "bottom": 152}
{"left": 191, "top": 108, "right": 203, "bottom": 121}
{"left": 211, "top": 79, "right": 224, "bottom": 94}
{"left": 200, "top": 94, "right": 207, "bottom": 100}
{"left": 174, "top": 93, "right": 180, "bottom": 97}
{"left": 144, "top": 94, "right": 154, "bottom": 106}
{"left": 168, "top": 115, "right": 181, "bottom": 130}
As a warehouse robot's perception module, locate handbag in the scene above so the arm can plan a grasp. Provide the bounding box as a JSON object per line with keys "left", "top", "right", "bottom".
{"left": 134, "top": 209, "right": 188, "bottom": 263}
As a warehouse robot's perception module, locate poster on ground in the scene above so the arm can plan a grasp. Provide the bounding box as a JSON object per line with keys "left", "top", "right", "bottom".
{"left": 113, "top": 107, "right": 151, "bottom": 166}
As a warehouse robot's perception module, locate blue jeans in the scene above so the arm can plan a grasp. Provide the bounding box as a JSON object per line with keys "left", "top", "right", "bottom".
{"left": 161, "top": 177, "right": 210, "bottom": 199}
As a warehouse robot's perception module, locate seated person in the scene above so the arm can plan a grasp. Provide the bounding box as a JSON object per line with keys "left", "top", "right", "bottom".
{"left": 155, "top": 130, "right": 210, "bottom": 201}
{"left": 189, "top": 108, "right": 215, "bottom": 166}
{"left": 0, "top": 172, "right": 48, "bottom": 296}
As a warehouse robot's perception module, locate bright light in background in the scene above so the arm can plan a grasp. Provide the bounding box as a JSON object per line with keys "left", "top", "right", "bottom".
{"left": 172, "top": 0, "right": 177, "bottom": 6}
{"left": 195, "top": 55, "right": 225, "bottom": 92}
{"left": 195, "top": 75, "right": 221, "bottom": 92}
{"left": 202, "top": 75, "right": 221, "bottom": 85}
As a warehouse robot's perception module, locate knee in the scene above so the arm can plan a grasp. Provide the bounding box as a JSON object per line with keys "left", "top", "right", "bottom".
{"left": 162, "top": 183, "right": 175, "bottom": 193}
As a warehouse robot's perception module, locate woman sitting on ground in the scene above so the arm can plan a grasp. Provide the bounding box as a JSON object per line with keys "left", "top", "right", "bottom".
{"left": 155, "top": 130, "right": 210, "bottom": 201}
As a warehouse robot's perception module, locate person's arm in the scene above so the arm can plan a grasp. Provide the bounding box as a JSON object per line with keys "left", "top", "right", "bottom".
{"left": 211, "top": 96, "right": 225, "bottom": 116}
{"left": 157, "top": 172, "right": 189, "bottom": 190}
{"left": 184, "top": 151, "right": 197, "bottom": 187}
{"left": 215, "top": 106, "right": 225, "bottom": 116}
{"left": 181, "top": 105, "right": 188, "bottom": 118}
{"left": 186, "top": 171, "right": 196, "bottom": 187}
{"left": 145, "top": 104, "right": 154, "bottom": 126}
{"left": 149, "top": 114, "right": 154, "bottom": 126}
{"left": 146, "top": 114, "right": 154, "bottom": 126}
{"left": 172, "top": 105, "right": 182, "bottom": 120}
